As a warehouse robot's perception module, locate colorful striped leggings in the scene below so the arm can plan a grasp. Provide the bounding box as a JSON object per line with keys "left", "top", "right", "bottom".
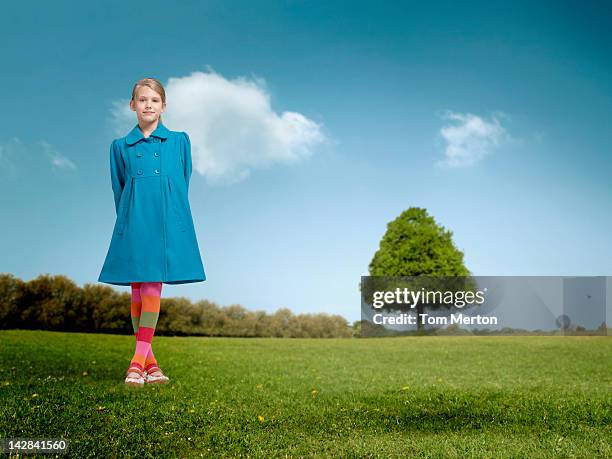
{"left": 129, "top": 282, "right": 162, "bottom": 372}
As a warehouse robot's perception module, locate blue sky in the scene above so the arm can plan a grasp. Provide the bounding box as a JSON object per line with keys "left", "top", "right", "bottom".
{"left": 1, "top": 1, "right": 611, "bottom": 324}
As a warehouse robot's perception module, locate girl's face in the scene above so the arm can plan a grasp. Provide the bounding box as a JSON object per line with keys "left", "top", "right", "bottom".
{"left": 130, "top": 85, "right": 166, "bottom": 124}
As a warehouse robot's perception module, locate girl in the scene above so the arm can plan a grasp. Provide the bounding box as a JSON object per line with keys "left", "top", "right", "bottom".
{"left": 98, "top": 77, "right": 206, "bottom": 387}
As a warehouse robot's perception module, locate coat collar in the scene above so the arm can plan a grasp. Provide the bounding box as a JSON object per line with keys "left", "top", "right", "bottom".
{"left": 125, "top": 122, "right": 170, "bottom": 145}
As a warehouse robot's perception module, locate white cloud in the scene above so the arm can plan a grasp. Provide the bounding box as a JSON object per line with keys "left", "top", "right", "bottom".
{"left": 39, "top": 140, "right": 77, "bottom": 170}
{"left": 0, "top": 138, "right": 76, "bottom": 177}
{"left": 437, "top": 111, "right": 508, "bottom": 167}
{"left": 111, "top": 69, "right": 327, "bottom": 184}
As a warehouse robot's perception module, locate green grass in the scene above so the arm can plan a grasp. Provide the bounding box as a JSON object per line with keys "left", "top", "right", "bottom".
{"left": 0, "top": 330, "right": 610, "bottom": 458}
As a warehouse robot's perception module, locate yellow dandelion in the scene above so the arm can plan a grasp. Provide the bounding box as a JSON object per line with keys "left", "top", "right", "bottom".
{"left": 31, "top": 393, "right": 39, "bottom": 398}
{"left": 311, "top": 389, "right": 318, "bottom": 396}
{"left": 258, "top": 415, "right": 265, "bottom": 422}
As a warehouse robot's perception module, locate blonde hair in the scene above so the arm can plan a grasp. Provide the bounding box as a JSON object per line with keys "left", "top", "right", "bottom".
{"left": 131, "top": 77, "right": 166, "bottom": 123}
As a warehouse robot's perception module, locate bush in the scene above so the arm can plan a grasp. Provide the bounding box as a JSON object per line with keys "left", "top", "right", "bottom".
{"left": 0, "top": 273, "right": 353, "bottom": 338}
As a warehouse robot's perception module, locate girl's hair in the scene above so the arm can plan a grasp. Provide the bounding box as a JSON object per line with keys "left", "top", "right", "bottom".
{"left": 131, "top": 77, "right": 166, "bottom": 123}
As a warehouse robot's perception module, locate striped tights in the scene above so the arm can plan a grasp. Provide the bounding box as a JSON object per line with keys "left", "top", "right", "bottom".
{"left": 129, "top": 282, "right": 162, "bottom": 372}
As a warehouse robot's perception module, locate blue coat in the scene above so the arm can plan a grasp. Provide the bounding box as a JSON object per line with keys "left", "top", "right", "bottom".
{"left": 98, "top": 122, "right": 206, "bottom": 286}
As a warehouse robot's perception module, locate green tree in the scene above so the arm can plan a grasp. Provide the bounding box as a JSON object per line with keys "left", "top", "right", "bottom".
{"left": 0, "top": 273, "right": 24, "bottom": 329}
{"left": 368, "top": 207, "right": 471, "bottom": 331}
{"left": 20, "top": 274, "right": 84, "bottom": 330}
{"left": 369, "top": 207, "right": 469, "bottom": 277}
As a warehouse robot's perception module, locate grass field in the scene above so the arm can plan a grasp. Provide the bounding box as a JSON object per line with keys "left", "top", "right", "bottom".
{"left": 0, "top": 330, "right": 610, "bottom": 458}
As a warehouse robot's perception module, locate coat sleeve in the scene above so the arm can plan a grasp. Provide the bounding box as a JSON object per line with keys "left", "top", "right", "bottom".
{"left": 109, "top": 139, "right": 126, "bottom": 215}
{"left": 182, "top": 132, "right": 193, "bottom": 192}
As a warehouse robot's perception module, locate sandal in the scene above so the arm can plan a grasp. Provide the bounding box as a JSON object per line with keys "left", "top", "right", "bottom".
{"left": 124, "top": 365, "right": 145, "bottom": 387}
{"left": 144, "top": 364, "right": 170, "bottom": 384}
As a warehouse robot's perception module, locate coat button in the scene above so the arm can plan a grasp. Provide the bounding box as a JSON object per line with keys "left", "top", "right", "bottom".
{"left": 137, "top": 169, "right": 143, "bottom": 175}
{"left": 154, "top": 169, "right": 160, "bottom": 174}
{"left": 154, "top": 152, "right": 160, "bottom": 157}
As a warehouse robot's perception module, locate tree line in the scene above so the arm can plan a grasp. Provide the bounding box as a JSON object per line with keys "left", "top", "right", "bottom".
{"left": 0, "top": 273, "right": 355, "bottom": 338}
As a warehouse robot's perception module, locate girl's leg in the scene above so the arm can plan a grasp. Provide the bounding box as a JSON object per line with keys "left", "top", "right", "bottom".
{"left": 129, "top": 282, "right": 162, "bottom": 371}
{"left": 144, "top": 338, "right": 159, "bottom": 370}
{"left": 130, "top": 282, "right": 159, "bottom": 369}
{"left": 130, "top": 282, "right": 142, "bottom": 335}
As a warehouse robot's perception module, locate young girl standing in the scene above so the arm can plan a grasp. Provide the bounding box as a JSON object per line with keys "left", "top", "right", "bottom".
{"left": 98, "top": 77, "right": 206, "bottom": 387}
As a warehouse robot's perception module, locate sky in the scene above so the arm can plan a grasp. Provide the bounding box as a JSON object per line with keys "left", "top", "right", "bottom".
{"left": 1, "top": 1, "right": 611, "bottom": 324}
